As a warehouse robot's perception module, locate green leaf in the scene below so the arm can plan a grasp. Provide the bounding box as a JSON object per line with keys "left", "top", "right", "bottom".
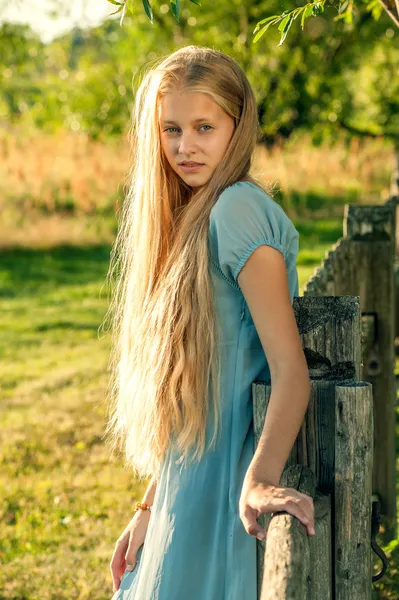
{"left": 364, "top": 0, "right": 383, "bottom": 19}
{"left": 278, "top": 15, "right": 294, "bottom": 45}
{"left": 334, "top": 8, "right": 353, "bottom": 23}
{"left": 170, "top": 0, "right": 180, "bottom": 23}
{"left": 281, "top": 8, "right": 297, "bottom": 17}
{"left": 278, "top": 14, "right": 291, "bottom": 32}
{"left": 109, "top": 5, "right": 124, "bottom": 16}
{"left": 370, "top": 4, "right": 383, "bottom": 19}
{"left": 312, "top": 2, "right": 324, "bottom": 16}
{"left": 253, "top": 15, "right": 279, "bottom": 35}
{"left": 120, "top": 1, "right": 128, "bottom": 25}
{"left": 189, "top": 0, "right": 201, "bottom": 5}
{"left": 345, "top": 11, "right": 353, "bottom": 23}
{"left": 142, "top": 0, "right": 153, "bottom": 23}
{"left": 107, "top": 0, "right": 123, "bottom": 5}
{"left": 253, "top": 18, "right": 279, "bottom": 43}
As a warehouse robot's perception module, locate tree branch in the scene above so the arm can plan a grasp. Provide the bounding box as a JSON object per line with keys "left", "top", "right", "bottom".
{"left": 377, "top": 0, "right": 399, "bottom": 27}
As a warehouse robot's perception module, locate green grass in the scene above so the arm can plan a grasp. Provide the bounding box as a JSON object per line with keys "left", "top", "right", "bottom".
{"left": 0, "top": 245, "right": 149, "bottom": 599}
{"left": 0, "top": 220, "right": 398, "bottom": 598}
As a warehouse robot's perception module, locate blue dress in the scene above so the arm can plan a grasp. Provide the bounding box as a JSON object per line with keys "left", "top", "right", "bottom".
{"left": 111, "top": 181, "right": 299, "bottom": 600}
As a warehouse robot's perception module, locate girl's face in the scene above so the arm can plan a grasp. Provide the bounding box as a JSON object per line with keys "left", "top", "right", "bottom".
{"left": 159, "top": 89, "right": 235, "bottom": 190}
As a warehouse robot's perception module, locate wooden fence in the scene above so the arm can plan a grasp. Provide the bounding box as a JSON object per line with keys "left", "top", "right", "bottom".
{"left": 253, "top": 192, "right": 399, "bottom": 597}
{"left": 304, "top": 196, "right": 397, "bottom": 544}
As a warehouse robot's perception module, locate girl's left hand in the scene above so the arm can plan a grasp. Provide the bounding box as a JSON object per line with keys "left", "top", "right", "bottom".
{"left": 238, "top": 472, "right": 315, "bottom": 540}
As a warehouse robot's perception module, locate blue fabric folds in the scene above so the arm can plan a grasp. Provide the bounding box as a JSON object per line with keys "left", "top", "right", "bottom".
{"left": 109, "top": 181, "right": 300, "bottom": 600}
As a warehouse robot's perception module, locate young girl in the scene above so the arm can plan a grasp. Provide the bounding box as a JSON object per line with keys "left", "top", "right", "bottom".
{"left": 105, "top": 45, "right": 313, "bottom": 600}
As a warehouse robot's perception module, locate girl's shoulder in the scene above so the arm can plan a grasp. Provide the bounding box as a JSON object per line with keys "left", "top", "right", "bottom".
{"left": 210, "top": 180, "right": 298, "bottom": 240}
{"left": 208, "top": 180, "right": 299, "bottom": 289}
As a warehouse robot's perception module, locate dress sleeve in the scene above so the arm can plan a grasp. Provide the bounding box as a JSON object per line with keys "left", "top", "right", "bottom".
{"left": 208, "top": 181, "right": 299, "bottom": 289}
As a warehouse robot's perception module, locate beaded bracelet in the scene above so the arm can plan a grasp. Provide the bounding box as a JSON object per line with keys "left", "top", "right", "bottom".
{"left": 134, "top": 501, "right": 152, "bottom": 512}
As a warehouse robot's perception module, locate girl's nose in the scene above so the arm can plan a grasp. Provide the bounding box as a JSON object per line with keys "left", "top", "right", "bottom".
{"left": 178, "top": 132, "right": 197, "bottom": 154}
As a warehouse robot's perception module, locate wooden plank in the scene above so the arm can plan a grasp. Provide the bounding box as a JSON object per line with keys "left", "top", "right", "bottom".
{"left": 334, "top": 381, "right": 373, "bottom": 599}
{"left": 338, "top": 203, "right": 396, "bottom": 542}
{"left": 309, "top": 492, "right": 331, "bottom": 599}
{"left": 292, "top": 295, "right": 361, "bottom": 382}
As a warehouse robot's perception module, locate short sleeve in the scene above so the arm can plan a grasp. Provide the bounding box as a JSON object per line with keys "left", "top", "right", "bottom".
{"left": 208, "top": 181, "right": 299, "bottom": 289}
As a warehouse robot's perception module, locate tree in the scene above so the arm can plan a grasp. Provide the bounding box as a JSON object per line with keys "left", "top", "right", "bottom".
{"left": 107, "top": 0, "right": 399, "bottom": 42}
{"left": 0, "top": 0, "right": 397, "bottom": 157}
{"left": 105, "top": 0, "right": 398, "bottom": 187}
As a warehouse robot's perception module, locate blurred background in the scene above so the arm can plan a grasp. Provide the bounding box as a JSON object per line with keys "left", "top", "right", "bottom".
{"left": 0, "top": 1, "right": 398, "bottom": 598}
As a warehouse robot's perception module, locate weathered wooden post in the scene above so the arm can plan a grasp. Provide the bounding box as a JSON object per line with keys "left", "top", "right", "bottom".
{"left": 303, "top": 202, "right": 397, "bottom": 543}
{"left": 340, "top": 204, "right": 395, "bottom": 542}
{"left": 253, "top": 296, "right": 373, "bottom": 598}
{"left": 257, "top": 464, "right": 331, "bottom": 600}
{"left": 253, "top": 376, "right": 334, "bottom": 599}
{"left": 334, "top": 381, "right": 373, "bottom": 599}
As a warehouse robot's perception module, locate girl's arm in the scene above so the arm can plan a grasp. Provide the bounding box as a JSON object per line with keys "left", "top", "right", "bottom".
{"left": 141, "top": 475, "right": 158, "bottom": 505}
{"left": 237, "top": 245, "right": 314, "bottom": 541}
{"left": 237, "top": 246, "right": 310, "bottom": 485}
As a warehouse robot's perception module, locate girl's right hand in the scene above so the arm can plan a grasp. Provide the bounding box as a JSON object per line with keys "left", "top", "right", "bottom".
{"left": 239, "top": 471, "right": 315, "bottom": 540}
{"left": 109, "top": 509, "right": 152, "bottom": 593}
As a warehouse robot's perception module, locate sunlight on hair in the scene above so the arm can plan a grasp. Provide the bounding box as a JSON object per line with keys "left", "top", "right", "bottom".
{"left": 101, "top": 45, "right": 275, "bottom": 481}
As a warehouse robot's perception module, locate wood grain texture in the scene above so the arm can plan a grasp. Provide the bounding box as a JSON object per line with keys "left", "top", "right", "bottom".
{"left": 303, "top": 200, "right": 397, "bottom": 542}
{"left": 334, "top": 382, "right": 373, "bottom": 600}
{"left": 257, "top": 466, "right": 332, "bottom": 600}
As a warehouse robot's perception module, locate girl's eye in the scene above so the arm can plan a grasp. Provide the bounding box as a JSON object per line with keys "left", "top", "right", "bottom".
{"left": 164, "top": 125, "right": 213, "bottom": 133}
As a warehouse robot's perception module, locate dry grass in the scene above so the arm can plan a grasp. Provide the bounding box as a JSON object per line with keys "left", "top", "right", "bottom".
{"left": 252, "top": 135, "right": 395, "bottom": 202}
{"left": 0, "top": 126, "right": 129, "bottom": 210}
{"left": 0, "top": 125, "right": 395, "bottom": 249}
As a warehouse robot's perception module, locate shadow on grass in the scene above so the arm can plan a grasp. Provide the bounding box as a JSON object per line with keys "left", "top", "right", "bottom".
{"left": 293, "top": 218, "right": 344, "bottom": 248}
{"left": 274, "top": 188, "right": 361, "bottom": 219}
{"left": 34, "top": 321, "right": 101, "bottom": 332}
{"left": 0, "top": 244, "right": 112, "bottom": 298}
{"left": 0, "top": 222, "right": 345, "bottom": 299}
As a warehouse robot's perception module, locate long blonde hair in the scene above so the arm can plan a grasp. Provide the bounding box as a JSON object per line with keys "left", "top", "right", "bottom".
{"left": 102, "top": 45, "right": 272, "bottom": 481}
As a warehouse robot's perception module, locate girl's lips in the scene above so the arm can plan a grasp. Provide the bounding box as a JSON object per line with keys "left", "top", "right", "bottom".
{"left": 179, "top": 163, "right": 204, "bottom": 172}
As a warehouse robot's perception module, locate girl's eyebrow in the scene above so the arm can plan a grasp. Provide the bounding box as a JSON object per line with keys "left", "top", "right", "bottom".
{"left": 161, "top": 117, "right": 212, "bottom": 126}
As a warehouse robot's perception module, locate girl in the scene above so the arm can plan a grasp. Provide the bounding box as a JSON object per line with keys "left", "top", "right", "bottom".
{"left": 105, "top": 45, "right": 313, "bottom": 600}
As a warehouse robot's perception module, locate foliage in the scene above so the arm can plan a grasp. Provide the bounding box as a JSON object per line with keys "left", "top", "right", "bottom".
{"left": 106, "top": 0, "right": 399, "bottom": 43}
{"left": 0, "top": 1, "right": 397, "bottom": 145}
{"left": 252, "top": 0, "right": 398, "bottom": 45}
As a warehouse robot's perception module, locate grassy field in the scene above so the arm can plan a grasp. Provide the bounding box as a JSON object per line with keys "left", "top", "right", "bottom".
{"left": 0, "top": 245, "right": 149, "bottom": 599}
{"left": 1, "top": 129, "right": 398, "bottom": 598}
